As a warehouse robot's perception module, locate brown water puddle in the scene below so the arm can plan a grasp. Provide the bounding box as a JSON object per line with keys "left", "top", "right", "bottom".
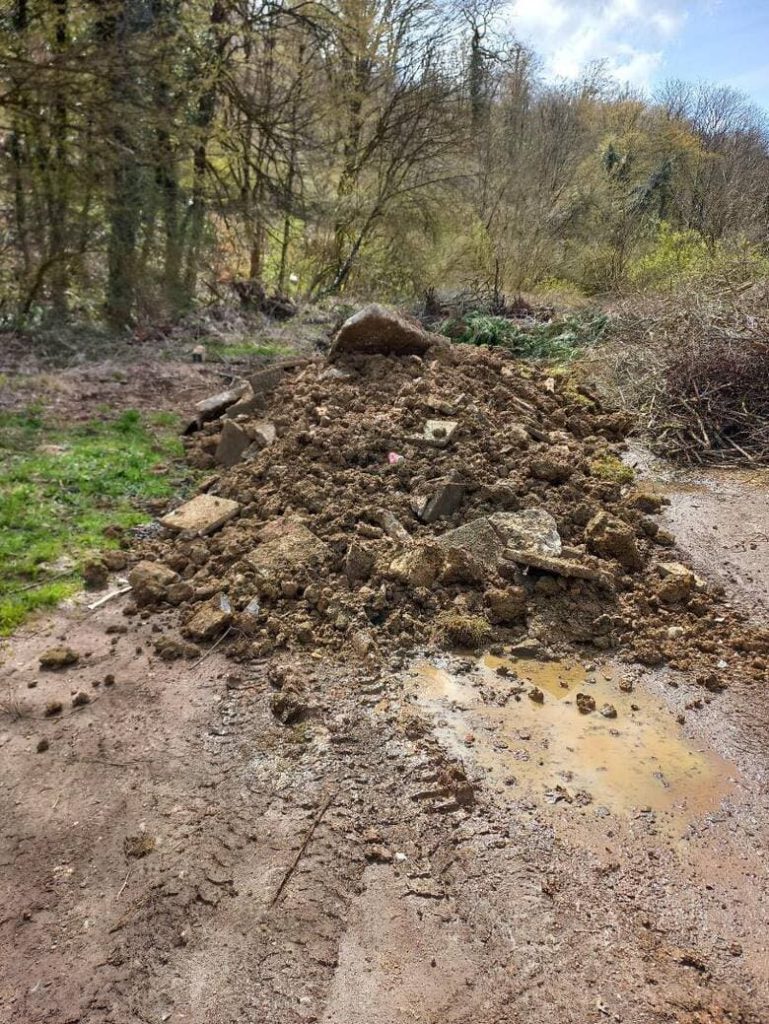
{"left": 408, "top": 656, "right": 737, "bottom": 831}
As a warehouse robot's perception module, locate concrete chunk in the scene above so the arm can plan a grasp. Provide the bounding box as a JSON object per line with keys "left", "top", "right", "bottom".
{"left": 414, "top": 481, "right": 465, "bottom": 523}
{"left": 328, "top": 304, "right": 434, "bottom": 361}
{"left": 246, "top": 516, "right": 330, "bottom": 576}
{"left": 161, "top": 494, "right": 240, "bottom": 536}
{"left": 215, "top": 420, "right": 250, "bottom": 467}
{"left": 490, "top": 510, "right": 562, "bottom": 557}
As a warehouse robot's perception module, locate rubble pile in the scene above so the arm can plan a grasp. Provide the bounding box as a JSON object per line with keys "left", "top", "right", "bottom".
{"left": 128, "top": 306, "right": 768, "bottom": 681}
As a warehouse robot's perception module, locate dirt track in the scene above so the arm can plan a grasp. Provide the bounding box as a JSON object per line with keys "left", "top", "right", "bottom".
{"left": 2, "top": 456, "right": 769, "bottom": 1023}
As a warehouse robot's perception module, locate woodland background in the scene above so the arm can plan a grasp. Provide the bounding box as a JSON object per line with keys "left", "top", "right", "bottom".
{"left": 2, "top": 0, "right": 769, "bottom": 330}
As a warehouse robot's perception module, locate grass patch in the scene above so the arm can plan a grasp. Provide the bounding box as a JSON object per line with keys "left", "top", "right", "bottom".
{"left": 0, "top": 407, "right": 187, "bottom": 634}
{"left": 442, "top": 311, "right": 609, "bottom": 363}
{"left": 589, "top": 454, "right": 634, "bottom": 484}
{"left": 435, "top": 612, "right": 492, "bottom": 650}
{"left": 201, "top": 337, "right": 289, "bottom": 360}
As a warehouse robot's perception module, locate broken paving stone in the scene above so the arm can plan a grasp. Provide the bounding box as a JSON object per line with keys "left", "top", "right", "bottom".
{"left": 249, "top": 420, "right": 276, "bottom": 449}
{"left": 161, "top": 494, "right": 240, "bottom": 536}
{"left": 39, "top": 647, "right": 79, "bottom": 670}
{"left": 438, "top": 517, "right": 505, "bottom": 570}
{"left": 192, "top": 385, "right": 247, "bottom": 428}
{"left": 215, "top": 419, "right": 251, "bottom": 467}
{"left": 491, "top": 509, "right": 562, "bottom": 557}
{"left": 246, "top": 517, "right": 330, "bottom": 577}
{"left": 222, "top": 389, "right": 267, "bottom": 420}
{"left": 503, "top": 549, "right": 614, "bottom": 588}
{"left": 328, "top": 303, "right": 435, "bottom": 361}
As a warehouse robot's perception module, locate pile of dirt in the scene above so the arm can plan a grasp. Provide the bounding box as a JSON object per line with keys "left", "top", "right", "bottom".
{"left": 125, "top": 307, "right": 767, "bottom": 686}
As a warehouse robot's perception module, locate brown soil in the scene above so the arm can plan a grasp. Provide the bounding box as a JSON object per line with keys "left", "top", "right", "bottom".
{"left": 2, "top": 339, "right": 769, "bottom": 1023}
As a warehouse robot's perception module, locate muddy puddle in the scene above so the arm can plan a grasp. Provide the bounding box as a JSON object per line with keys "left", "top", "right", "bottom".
{"left": 407, "top": 655, "right": 737, "bottom": 832}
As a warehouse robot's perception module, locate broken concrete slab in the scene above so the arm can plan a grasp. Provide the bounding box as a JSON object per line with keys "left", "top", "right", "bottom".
{"left": 161, "top": 494, "right": 240, "bottom": 536}
{"left": 413, "top": 481, "right": 465, "bottom": 524}
{"left": 490, "top": 509, "right": 562, "bottom": 558}
{"left": 223, "top": 391, "right": 267, "bottom": 419}
{"left": 438, "top": 518, "right": 505, "bottom": 569}
{"left": 215, "top": 420, "right": 251, "bottom": 467}
{"left": 503, "top": 548, "right": 614, "bottom": 588}
{"left": 246, "top": 516, "right": 330, "bottom": 577}
{"left": 328, "top": 304, "right": 435, "bottom": 361}
{"left": 195, "top": 386, "right": 247, "bottom": 422}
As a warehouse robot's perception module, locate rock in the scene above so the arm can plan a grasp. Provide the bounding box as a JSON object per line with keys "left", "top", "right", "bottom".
{"left": 485, "top": 586, "right": 527, "bottom": 624}
{"left": 345, "top": 541, "right": 374, "bottom": 583}
{"left": 71, "top": 691, "right": 91, "bottom": 708}
{"left": 413, "top": 480, "right": 465, "bottom": 523}
{"left": 528, "top": 686, "right": 545, "bottom": 703}
{"left": 36, "top": 738, "right": 49, "bottom": 753}
{"left": 249, "top": 420, "right": 276, "bottom": 449}
{"left": 503, "top": 549, "right": 614, "bottom": 588}
{"left": 222, "top": 390, "right": 267, "bottom": 420}
{"left": 438, "top": 517, "right": 505, "bottom": 569}
{"left": 490, "top": 509, "right": 562, "bottom": 557}
{"left": 328, "top": 303, "right": 435, "bottom": 361}
{"left": 44, "top": 700, "right": 63, "bottom": 717}
{"left": 600, "top": 703, "right": 617, "bottom": 718}
{"left": 409, "top": 419, "right": 459, "bottom": 449}
{"left": 377, "top": 509, "right": 411, "bottom": 545}
{"left": 128, "top": 560, "right": 180, "bottom": 607}
{"left": 247, "top": 517, "right": 330, "bottom": 577}
{"left": 389, "top": 542, "right": 444, "bottom": 588}
{"left": 656, "top": 562, "right": 696, "bottom": 604}
{"left": 82, "top": 559, "right": 109, "bottom": 591}
{"left": 161, "top": 494, "right": 241, "bottom": 536}
{"left": 192, "top": 385, "right": 247, "bottom": 429}
{"left": 625, "top": 489, "right": 668, "bottom": 513}
{"left": 576, "top": 692, "right": 596, "bottom": 714}
{"left": 215, "top": 420, "right": 251, "bottom": 467}
{"left": 184, "top": 598, "right": 233, "bottom": 641}
{"left": 585, "top": 511, "right": 642, "bottom": 571}
{"left": 39, "top": 646, "right": 79, "bottom": 670}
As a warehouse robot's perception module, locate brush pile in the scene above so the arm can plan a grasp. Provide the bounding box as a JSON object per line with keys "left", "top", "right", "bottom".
{"left": 125, "top": 305, "right": 767, "bottom": 684}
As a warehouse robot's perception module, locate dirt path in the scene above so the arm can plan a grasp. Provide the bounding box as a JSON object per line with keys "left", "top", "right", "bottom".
{"left": 2, "top": 461, "right": 769, "bottom": 1023}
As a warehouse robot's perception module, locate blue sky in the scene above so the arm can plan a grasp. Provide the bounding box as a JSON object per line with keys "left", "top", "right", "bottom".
{"left": 504, "top": 1, "right": 769, "bottom": 113}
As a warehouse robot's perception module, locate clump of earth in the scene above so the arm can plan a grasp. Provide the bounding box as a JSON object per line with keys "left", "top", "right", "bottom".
{"left": 124, "top": 305, "right": 767, "bottom": 684}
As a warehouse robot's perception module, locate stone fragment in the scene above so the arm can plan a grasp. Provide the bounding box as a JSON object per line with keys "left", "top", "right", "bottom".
{"left": 154, "top": 634, "right": 201, "bottom": 660}
{"left": 585, "top": 511, "right": 642, "bottom": 571}
{"left": 194, "top": 386, "right": 247, "bottom": 424}
{"left": 328, "top": 303, "right": 435, "bottom": 361}
{"left": 246, "top": 516, "right": 330, "bottom": 577}
{"left": 223, "top": 390, "right": 267, "bottom": 419}
{"left": 39, "top": 646, "right": 79, "bottom": 670}
{"left": 410, "top": 419, "right": 459, "bottom": 449}
{"left": 215, "top": 420, "right": 251, "bottom": 467}
{"left": 490, "top": 510, "right": 562, "bottom": 557}
{"left": 503, "top": 549, "right": 613, "bottom": 587}
{"left": 413, "top": 481, "right": 465, "bottom": 523}
{"left": 377, "top": 510, "right": 411, "bottom": 545}
{"left": 440, "top": 546, "right": 484, "bottom": 585}
{"left": 530, "top": 446, "right": 573, "bottom": 483}
{"left": 438, "top": 517, "right": 505, "bottom": 569}
{"left": 249, "top": 420, "right": 276, "bottom": 448}
{"left": 161, "top": 494, "right": 240, "bottom": 536}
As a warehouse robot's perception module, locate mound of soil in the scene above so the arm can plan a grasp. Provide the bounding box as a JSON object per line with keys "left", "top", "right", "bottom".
{"left": 128, "top": 335, "right": 767, "bottom": 685}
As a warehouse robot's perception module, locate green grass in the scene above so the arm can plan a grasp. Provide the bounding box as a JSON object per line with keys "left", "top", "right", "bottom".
{"left": 441, "top": 311, "right": 609, "bottom": 363}
{"left": 201, "top": 337, "right": 289, "bottom": 360}
{"left": 0, "top": 407, "right": 186, "bottom": 634}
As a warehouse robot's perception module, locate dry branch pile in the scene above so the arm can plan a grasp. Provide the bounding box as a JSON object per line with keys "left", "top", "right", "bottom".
{"left": 588, "top": 290, "right": 769, "bottom": 466}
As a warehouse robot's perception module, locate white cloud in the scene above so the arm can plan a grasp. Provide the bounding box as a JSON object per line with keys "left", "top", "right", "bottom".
{"left": 505, "top": 0, "right": 689, "bottom": 90}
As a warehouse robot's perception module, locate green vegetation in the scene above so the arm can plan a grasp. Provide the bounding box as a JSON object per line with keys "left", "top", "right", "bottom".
{"left": 436, "top": 612, "right": 492, "bottom": 650}
{"left": 0, "top": 408, "right": 185, "bottom": 633}
{"left": 201, "top": 338, "right": 290, "bottom": 361}
{"left": 443, "top": 311, "right": 609, "bottom": 363}
{"left": 589, "top": 454, "right": 635, "bottom": 485}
